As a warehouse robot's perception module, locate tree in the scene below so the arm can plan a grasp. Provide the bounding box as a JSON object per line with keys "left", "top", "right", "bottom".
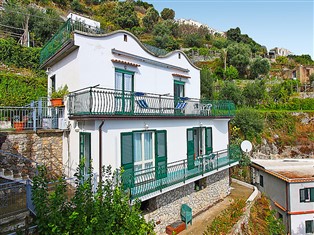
{"left": 32, "top": 165, "right": 155, "bottom": 234}
{"left": 250, "top": 57, "right": 270, "bottom": 79}
{"left": 219, "top": 82, "right": 243, "bottom": 105}
{"left": 142, "top": 7, "right": 159, "bottom": 31}
{"left": 227, "top": 43, "right": 251, "bottom": 78}
{"left": 201, "top": 68, "right": 215, "bottom": 99}
{"left": 226, "top": 27, "right": 241, "bottom": 42}
{"left": 231, "top": 109, "right": 264, "bottom": 140}
{"left": 184, "top": 33, "right": 203, "bottom": 48}
{"left": 0, "top": 3, "right": 63, "bottom": 46}
{"left": 242, "top": 80, "right": 266, "bottom": 107}
{"left": 115, "top": 1, "right": 139, "bottom": 29}
{"left": 160, "top": 8, "right": 175, "bottom": 20}
{"left": 224, "top": 65, "right": 239, "bottom": 80}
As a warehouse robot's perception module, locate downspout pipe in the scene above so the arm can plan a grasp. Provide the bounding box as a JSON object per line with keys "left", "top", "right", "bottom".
{"left": 286, "top": 182, "right": 290, "bottom": 234}
{"left": 98, "top": 120, "right": 105, "bottom": 183}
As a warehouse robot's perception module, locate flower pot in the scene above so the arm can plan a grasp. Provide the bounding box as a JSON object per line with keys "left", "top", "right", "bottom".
{"left": 13, "top": 121, "right": 24, "bottom": 131}
{"left": 0, "top": 120, "right": 11, "bottom": 129}
{"left": 51, "top": 98, "right": 63, "bottom": 107}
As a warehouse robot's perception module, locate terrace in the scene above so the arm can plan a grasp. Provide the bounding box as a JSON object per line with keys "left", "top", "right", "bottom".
{"left": 122, "top": 146, "right": 241, "bottom": 200}
{"left": 0, "top": 98, "right": 65, "bottom": 131}
{"left": 68, "top": 86, "right": 235, "bottom": 119}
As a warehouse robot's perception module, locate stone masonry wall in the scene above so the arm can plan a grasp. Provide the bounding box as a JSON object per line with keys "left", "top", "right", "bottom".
{"left": 144, "top": 169, "right": 230, "bottom": 234}
{"left": 0, "top": 130, "right": 63, "bottom": 178}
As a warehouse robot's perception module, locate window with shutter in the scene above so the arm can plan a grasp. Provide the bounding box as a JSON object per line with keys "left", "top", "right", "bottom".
{"left": 155, "top": 130, "right": 167, "bottom": 179}
{"left": 121, "top": 132, "right": 134, "bottom": 188}
{"left": 79, "top": 132, "right": 91, "bottom": 178}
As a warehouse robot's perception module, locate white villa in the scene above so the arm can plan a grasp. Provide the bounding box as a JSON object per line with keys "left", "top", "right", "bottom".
{"left": 40, "top": 18, "right": 239, "bottom": 233}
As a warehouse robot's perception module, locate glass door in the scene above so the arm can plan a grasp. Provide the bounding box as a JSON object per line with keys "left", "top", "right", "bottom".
{"left": 115, "top": 69, "right": 134, "bottom": 114}
{"left": 174, "top": 80, "right": 185, "bottom": 113}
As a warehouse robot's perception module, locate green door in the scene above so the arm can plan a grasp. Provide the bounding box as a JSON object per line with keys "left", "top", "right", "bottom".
{"left": 155, "top": 130, "right": 167, "bottom": 179}
{"left": 115, "top": 69, "right": 134, "bottom": 114}
{"left": 79, "top": 132, "right": 91, "bottom": 177}
{"left": 187, "top": 128, "right": 195, "bottom": 170}
{"left": 205, "top": 127, "right": 213, "bottom": 154}
{"left": 121, "top": 132, "right": 134, "bottom": 188}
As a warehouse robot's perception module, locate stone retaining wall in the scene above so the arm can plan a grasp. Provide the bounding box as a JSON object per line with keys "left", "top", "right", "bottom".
{"left": 144, "top": 169, "right": 230, "bottom": 234}
{"left": 0, "top": 130, "right": 63, "bottom": 178}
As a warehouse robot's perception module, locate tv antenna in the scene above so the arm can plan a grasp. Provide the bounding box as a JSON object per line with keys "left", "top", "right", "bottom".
{"left": 240, "top": 140, "right": 252, "bottom": 153}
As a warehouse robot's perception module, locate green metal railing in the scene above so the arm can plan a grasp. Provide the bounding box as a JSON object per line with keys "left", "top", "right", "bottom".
{"left": 40, "top": 19, "right": 106, "bottom": 65}
{"left": 122, "top": 146, "right": 241, "bottom": 199}
{"left": 68, "top": 86, "right": 236, "bottom": 117}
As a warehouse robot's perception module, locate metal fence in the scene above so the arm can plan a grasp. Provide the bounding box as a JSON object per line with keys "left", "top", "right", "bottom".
{"left": 68, "top": 86, "right": 236, "bottom": 118}
{"left": 0, "top": 179, "right": 28, "bottom": 218}
{"left": 123, "top": 146, "right": 241, "bottom": 199}
{"left": 0, "top": 98, "right": 65, "bottom": 131}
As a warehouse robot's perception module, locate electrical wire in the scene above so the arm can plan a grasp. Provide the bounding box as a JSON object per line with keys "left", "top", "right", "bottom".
{"left": 0, "top": 23, "right": 24, "bottom": 31}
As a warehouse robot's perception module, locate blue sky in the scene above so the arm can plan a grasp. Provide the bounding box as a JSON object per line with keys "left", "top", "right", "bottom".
{"left": 149, "top": 0, "right": 314, "bottom": 59}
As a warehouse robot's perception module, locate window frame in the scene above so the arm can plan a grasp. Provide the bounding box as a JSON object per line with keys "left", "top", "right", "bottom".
{"left": 305, "top": 220, "right": 314, "bottom": 234}
{"left": 260, "top": 175, "right": 264, "bottom": 187}
{"left": 300, "top": 188, "right": 314, "bottom": 203}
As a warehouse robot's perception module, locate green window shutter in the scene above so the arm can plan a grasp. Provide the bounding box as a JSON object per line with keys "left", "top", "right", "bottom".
{"left": 205, "top": 127, "right": 213, "bottom": 154}
{"left": 187, "top": 128, "right": 195, "bottom": 170}
{"left": 310, "top": 188, "right": 314, "bottom": 202}
{"left": 305, "top": 220, "right": 314, "bottom": 233}
{"left": 121, "top": 132, "right": 134, "bottom": 188}
{"left": 79, "top": 132, "right": 91, "bottom": 177}
{"left": 300, "top": 189, "right": 305, "bottom": 202}
{"left": 155, "top": 130, "right": 167, "bottom": 179}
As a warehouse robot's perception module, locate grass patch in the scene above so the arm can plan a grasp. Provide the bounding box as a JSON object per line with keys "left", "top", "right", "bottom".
{"left": 203, "top": 199, "right": 246, "bottom": 235}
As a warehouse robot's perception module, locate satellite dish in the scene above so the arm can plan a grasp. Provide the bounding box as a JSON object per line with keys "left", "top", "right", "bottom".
{"left": 241, "top": 140, "right": 252, "bottom": 153}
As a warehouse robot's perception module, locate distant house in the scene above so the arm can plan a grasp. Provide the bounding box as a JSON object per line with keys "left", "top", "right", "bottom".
{"left": 269, "top": 47, "right": 292, "bottom": 59}
{"left": 251, "top": 159, "right": 314, "bottom": 235}
{"left": 282, "top": 65, "right": 314, "bottom": 84}
{"left": 39, "top": 16, "right": 239, "bottom": 233}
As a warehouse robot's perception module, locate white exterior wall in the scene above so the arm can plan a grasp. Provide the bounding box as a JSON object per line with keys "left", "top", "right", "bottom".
{"left": 291, "top": 214, "right": 314, "bottom": 235}
{"left": 65, "top": 118, "right": 229, "bottom": 178}
{"left": 289, "top": 182, "right": 314, "bottom": 212}
{"left": 48, "top": 31, "right": 200, "bottom": 98}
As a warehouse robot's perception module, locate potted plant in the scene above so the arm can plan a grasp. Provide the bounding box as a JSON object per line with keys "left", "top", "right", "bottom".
{"left": 50, "top": 85, "right": 69, "bottom": 107}
{"left": 13, "top": 115, "right": 24, "bottom": 131}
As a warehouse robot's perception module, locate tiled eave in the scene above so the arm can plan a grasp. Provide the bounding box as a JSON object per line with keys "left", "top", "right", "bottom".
{"left": 111, "top": 59, "right": 140, "bottom": 67}
{"left": 172, "top": 73, "right": 191, "bottom": 79}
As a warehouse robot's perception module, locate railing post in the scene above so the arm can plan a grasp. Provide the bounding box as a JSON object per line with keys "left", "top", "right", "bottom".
{"left": 89, "top": 88, "right": 93, "bottom": 114}
{"left": 33, "top": 107, "right": 36, "bottom": 131}
{"left": 183, "top": 159, "right": 186, "bottom": 183}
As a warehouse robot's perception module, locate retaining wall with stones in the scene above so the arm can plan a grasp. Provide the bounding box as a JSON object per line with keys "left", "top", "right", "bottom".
{"left": 0, "top": 130, "right": 63, "bottom": 178}
{"left": 144, "top": 169, "right": 230, "bottom": 234}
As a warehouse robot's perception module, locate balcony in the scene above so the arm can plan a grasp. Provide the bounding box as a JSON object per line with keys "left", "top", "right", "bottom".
{"left": 122, "top": 146, "right": 241, "bottom": 200}
{"left": 0, "top": 98, "right": 65, "bottom": 131}
{"left": 40, "top": 19, "right": 106, "bottom": 66}
{"left": 68, "top": 87, "right": 235, "bottom": 118}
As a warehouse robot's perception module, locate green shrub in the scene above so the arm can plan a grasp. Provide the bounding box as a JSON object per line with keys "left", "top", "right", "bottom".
{"left": 231, "top": 109, "right": 264, "bottom": 140}
{"left": 0, "top": 72, "right": 46, "bottom": 106}
{"left": 0, "top": 38, "right": 41, "bottom": 70}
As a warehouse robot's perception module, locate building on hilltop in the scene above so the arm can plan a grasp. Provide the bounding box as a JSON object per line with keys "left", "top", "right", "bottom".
{"left": 269, "top": 47, "right": 292, "bottom": 59}
{"left": 40, "top": 16, "right": 240, "bottom": 233}
{"left": 251, "top": 159, "right": 314, "bottom": 235}
{"left": 176, "top": 18, "right": 225, "bottom": 36}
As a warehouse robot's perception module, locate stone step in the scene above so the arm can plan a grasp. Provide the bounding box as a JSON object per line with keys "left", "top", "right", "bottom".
{"left": 0, "top": 211, "right": 31, "bottom": 234}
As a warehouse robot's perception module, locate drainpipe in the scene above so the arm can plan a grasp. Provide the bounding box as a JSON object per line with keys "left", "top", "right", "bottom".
{"left": 286, "top": 181, "right": 290, "bottom": 234}
{"left": 98, "top": 120, "right": 105, "bottom": 183}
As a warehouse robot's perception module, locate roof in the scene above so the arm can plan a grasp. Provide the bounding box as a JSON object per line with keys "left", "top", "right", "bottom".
{"left": 251, "top": 159, "right": 314, "bottom": 183}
